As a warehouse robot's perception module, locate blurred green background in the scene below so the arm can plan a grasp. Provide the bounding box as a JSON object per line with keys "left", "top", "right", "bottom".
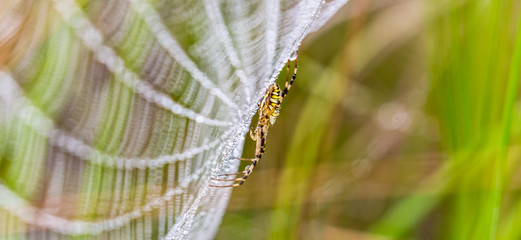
{"left": 216, "top": 0, "right": 521, "bottom": 239}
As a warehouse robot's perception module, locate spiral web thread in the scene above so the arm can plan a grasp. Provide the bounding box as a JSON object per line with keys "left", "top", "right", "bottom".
{"left": 0, "top": 0, "right": 346, "bottom": 239}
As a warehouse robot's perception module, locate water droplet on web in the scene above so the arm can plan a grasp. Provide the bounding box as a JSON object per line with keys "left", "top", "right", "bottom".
{"left": 289, "top": 51, "right": 298, "bottom": 61}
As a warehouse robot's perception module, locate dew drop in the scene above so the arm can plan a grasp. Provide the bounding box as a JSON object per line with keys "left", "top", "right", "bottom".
{"left": 289, "top": 51, "right": 298, "bottom": 61}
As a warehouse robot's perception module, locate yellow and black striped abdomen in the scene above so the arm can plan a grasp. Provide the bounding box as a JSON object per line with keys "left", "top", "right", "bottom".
{"left": 260, "top": 84, "right": 282, "bottom": 125}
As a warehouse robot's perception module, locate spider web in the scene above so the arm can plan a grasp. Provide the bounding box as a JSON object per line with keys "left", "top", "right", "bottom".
{"left": 0, "top": 0, "right": 347, "bottom": 239}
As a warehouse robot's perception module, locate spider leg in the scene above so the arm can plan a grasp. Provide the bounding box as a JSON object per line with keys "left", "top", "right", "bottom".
{"left": 209, "top": 183, "right": 243, "bottom": 188}
{"left": 249, "top": 127, "right": 257, "bottom": 141}
{"left": 210, "top": 174, "right": 247, "bottom": 187}
{"left": 210, "top": 178, "right": 244, "bottom": 182}
{"left": 214, "top": 171, "right": 247, "bottom": 177}
{"left": 281, "top": 51, "right": 298, "bottom": 99}
{"left": 231, "top": 157, "right": 256, "bottom": 162}
{"left": 285, "top": 58, "right": 290, "bottom": 88}
{"left": 210, "top": 159, "right": 260, "bottom": 187}
{"left": 259, "top": 119, "right": 269, "bottom": 125}
{"left": 209, "top": 176, "right": 247, "bottom": 188}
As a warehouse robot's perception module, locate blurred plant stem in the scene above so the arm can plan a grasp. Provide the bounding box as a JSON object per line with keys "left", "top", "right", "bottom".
{"left": 371, "top": 0, "right": 521, "bottom": 239}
